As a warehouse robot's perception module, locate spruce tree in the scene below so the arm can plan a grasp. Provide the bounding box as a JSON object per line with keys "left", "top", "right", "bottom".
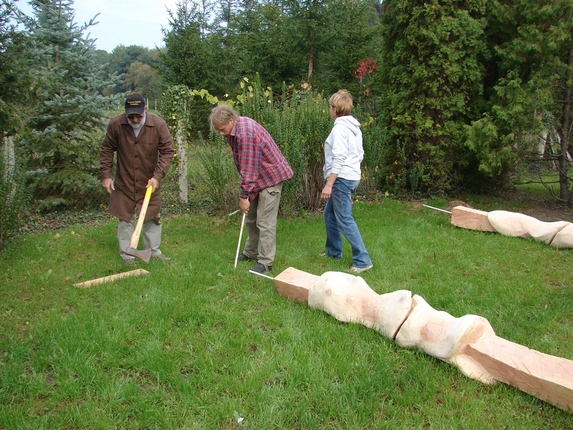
{"left": 22, "top": 0, "right": 121, "bottom": 209}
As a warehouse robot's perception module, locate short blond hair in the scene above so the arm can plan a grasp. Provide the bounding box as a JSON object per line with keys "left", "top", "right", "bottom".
{"left": 329, "top": 89, "right": 354, "bottom": 116}
{"left": 209, "top": 104, "right": 239, "bottom": 129}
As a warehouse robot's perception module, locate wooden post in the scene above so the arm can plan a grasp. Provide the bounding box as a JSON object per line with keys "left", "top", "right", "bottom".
{"left": 465, "top": 334, "right": 573, "bottom": 412}
{"left": 176, "top": 119, "right": 188, "bottom": 204}
{"left": 274, "top": 267, "right": 318, "bottom": 303}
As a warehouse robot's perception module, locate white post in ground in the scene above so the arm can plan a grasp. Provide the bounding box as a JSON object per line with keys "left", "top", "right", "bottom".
{"left": 234, "top": 213, "right": 246, "bottom": 269}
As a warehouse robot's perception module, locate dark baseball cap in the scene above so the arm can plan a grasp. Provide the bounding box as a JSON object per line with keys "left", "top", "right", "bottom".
{"left": 125, "top": 94, "right": 146, "bottom": 115}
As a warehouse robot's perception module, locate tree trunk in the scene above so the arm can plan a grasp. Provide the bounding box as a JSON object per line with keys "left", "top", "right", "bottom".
{"left": 559, "top": 44, "right": 573, "bottom": 201}
{"left": 2, "top": 135, "right": 16, "bottom": 201}
{"left": 176, "top": 120, "right": 188, "bottom": 204}
{"left": 307, "top": 46, "right": 314, "bottom": 80}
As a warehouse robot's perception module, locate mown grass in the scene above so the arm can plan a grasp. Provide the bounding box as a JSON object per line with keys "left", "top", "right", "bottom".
{"left": 1, "top": 197, "right": 572, "bottom": 429}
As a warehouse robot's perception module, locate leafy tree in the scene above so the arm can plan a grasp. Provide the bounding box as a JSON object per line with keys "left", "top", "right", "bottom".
{"left": 307, "top": 0, "right": 383, "bottom": 95}
{"left": 104, "top": 45, "right": 161, "bottom": 93}
{"left": 20, "top": 0, "right": 122, "bottom": 209}
{"left": 124, "top": 61, "right": 162, "bottom": 101}
{"left": 160, "top": 85, "right": 218, "bottom": 205}
{"left": 232, "top": 2, "right": 307, "bottom": 89}
{"left": 160, "top": 0, "right": 384, "bottom": 98}
{"left": 0, "top": 0, "right": 31, "bottom": 136}
{"left": 280, "top": 0, "right": 331, "bottom": 84}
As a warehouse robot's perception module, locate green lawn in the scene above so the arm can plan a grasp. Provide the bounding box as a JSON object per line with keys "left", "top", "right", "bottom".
{"left": 1, "top": 199, "right": 572, "bottom": 428}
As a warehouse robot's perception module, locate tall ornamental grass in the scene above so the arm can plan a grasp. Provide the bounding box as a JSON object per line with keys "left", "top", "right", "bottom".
{"left": 204, "top": 77, "right": 384, "bottom": 215}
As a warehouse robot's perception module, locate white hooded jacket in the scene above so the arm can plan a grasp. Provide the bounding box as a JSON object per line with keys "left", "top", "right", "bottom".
{"left": 323, "top": 115, "right": 364, "bottom": 181}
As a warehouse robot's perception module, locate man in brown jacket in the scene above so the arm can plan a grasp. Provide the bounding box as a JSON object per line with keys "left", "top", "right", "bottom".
{"left": 100, "top": 94, "right": 174, "bottom": 264}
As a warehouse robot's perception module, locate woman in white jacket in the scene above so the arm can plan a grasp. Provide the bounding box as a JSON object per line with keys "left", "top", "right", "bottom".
{"left": 320, "top": 90, "right": 373, "bottom": 273}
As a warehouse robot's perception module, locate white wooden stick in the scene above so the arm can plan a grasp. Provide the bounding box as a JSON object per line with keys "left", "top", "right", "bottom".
{"left": 422, "top": 204, "right": 452, "bottom": 214}
{"left": 234, "top": 213, "right": 246, "bottom": 269}
{"left": 249, "top": 270, "right": 274, "bottom": 280}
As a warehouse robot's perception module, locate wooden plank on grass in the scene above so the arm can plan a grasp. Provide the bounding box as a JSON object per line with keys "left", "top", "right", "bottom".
{"left": 74, "top": 269, "right": 150, "bottom": 289}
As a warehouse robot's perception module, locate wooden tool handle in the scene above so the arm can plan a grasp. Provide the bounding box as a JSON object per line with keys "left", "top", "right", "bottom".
{"left": 129, "top": 185, "right": 153, "bottom": 249}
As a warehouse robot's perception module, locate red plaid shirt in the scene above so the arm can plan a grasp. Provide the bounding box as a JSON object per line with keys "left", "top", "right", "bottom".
{"left": 228, "top": 116, "right": 293, "bottom": 200}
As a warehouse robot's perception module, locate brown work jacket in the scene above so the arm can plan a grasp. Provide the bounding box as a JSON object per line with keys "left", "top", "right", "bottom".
{"left": 100, "top": 112, "right": 174, "bottom": 222}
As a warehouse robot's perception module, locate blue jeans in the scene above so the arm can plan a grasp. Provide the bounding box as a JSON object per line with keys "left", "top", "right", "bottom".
{"left": 324, "top": 177, "right": 372, "bottom": 268}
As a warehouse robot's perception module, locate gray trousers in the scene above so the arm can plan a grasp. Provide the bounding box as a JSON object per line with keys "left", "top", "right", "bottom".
{"left": 243, "top": 182, "right": 283, "bottom": 267}
{"left": 117, "top": 216, "right": 164, "bottom": 261}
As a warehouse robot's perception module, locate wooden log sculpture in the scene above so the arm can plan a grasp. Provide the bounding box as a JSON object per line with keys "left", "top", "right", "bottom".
{"left": 273, "top": 267, "right": 573, "bottom": 413}
{"left": 451, "top": 206, "right": 573, "bottom": 248}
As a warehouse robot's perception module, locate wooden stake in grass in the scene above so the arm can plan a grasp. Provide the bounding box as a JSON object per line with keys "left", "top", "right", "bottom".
{"left": 273, "top": 267, "right": 573, "bottom": 414}
{"left": 73, "top": 269, "right": 150, "bottom": 289}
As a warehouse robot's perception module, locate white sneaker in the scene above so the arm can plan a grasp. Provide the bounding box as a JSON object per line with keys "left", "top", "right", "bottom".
{"left": 349, "top": 264, "right": 373, "bottom": 274}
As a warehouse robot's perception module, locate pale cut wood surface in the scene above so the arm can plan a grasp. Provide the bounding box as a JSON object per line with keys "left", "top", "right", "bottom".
{"left": 273, "top": 267, "right": 573, "bottom": 413}
{"left": 308, "top": 271, "right": 413, "bottom": 340}
{"left": 488, "top": 210, "right": 572, "bottom": 247}
{"left": 450, "top": 205, "right": 573, "bottom": 248}
{"left": 73, "top": 269, "right": 150, "bottom": 288}
{"left": 273, "top": 267, "right": 318, "bottom": 303}
{"left": 451, "top": 206, "right": 496, "bottom": 231}
{"left": 465, "top": 333, "right": 573, "bottom": 412}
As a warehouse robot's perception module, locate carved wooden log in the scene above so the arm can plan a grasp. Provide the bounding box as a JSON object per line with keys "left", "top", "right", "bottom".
{"left": 273, "top": 267, "right": 573, "bottom": 413}
{"left": 308, "top": 271, "right": 413, "bottom": 340}
{"left": 450, "top": 206, "right": 573, "bottom": 248}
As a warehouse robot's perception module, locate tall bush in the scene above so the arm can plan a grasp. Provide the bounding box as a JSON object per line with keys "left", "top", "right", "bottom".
{"left": 357, "top": 112, "right": 386, "bottom": 194}
{"left": 196, "top": 76, "right": 376, "bottom": 214}
{"left": 235, "top": 77, "right": 331, "bottom": 214}
{"left": 379, "top": 0, "right": 487, "bottom": 196}
{"left": 196, "top": 134, "right": 239, "bottom": 214}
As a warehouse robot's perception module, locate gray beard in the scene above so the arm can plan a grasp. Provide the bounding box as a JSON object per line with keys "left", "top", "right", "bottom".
{"left": 128, "top": 112, "right": 147, "bottom": 130}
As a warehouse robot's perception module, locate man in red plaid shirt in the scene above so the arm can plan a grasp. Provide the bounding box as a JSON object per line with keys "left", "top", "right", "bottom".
{"left": 209, "top": 105, "right": 294, "bottom": 274}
